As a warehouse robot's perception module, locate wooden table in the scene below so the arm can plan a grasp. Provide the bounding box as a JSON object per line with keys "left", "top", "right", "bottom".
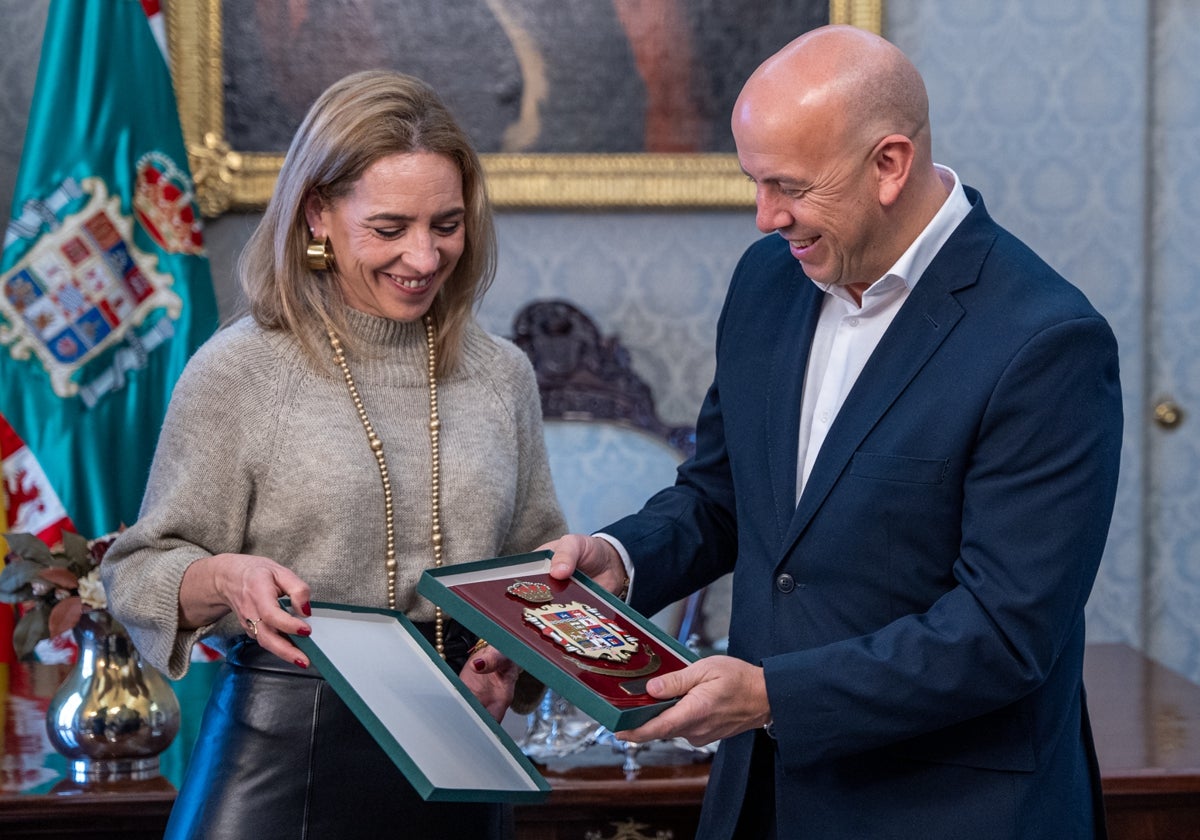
{"left": 1084, "top": 643, "right": 1200, "bottom": 839}
{"left": 515, "top": 745, "right": 711, "bottom": 840}
{"left": 0, "top": 658, "right": 204, "bottom": 840}
{"left": 2, "top": 643, "right": 1197, "bottom": 839}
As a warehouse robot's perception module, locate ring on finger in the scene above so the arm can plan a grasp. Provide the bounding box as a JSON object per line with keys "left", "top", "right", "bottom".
{"left": 246, "top": 617, "right": 260, "bottom": 638}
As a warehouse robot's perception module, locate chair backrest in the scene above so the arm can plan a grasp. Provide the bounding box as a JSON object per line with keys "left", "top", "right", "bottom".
{"left": 511, "top": 299, "right": 709, "bottom": 643}
{"left": 510, "top": 298, "right": 695, "bottom": 462}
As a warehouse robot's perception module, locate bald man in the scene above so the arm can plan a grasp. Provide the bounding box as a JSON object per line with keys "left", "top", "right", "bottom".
{"left": 544, "top": 25, "right": 1120, "bottom": 840}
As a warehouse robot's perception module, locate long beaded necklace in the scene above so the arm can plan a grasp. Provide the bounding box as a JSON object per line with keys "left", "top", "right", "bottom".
{"left": 327, "top": 314, "right": 445, "bottom": 659}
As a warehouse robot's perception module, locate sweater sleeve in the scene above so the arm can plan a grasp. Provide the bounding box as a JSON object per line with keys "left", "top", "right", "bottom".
{"left": 101, "top": 326, "right": 283, "bottom": 678}
{"left": 492, "top": 341, "right": 568, "bottom": 556}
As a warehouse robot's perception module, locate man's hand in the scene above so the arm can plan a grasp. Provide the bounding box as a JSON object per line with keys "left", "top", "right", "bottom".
{"left": 540, "top": 534, "right": 627, "bottom": 596}
{"left": 613, "top": 656, "right": 772, "bottom": 746}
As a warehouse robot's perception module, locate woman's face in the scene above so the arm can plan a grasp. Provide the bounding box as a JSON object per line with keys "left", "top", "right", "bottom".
{"left": 306, "top": 151, "right": 466, "bottom": 322}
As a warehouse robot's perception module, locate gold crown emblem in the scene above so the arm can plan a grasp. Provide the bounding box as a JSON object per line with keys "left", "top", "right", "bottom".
{"left": 133, "top": 152, "right": 204, "bottom": 255}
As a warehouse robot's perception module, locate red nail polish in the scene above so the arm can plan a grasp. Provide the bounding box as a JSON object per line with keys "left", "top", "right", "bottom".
{"left": 296, "top": 626, "right": 312, "bottom": 637}
{"left": 301, "top": 602, "right": 312, "bottom": 617}
{"left": 294, "top": 658, "right": 308, "bottom": 669}
{"left": 472, "top": 658, "right": 486, "bottom": 672}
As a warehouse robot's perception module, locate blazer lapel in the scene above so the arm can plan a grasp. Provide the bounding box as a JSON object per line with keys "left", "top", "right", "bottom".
{"left": 778, "top": 198, "right": 998, "bottom": 559}
{"left": 765, "top": 277, "right": 824, "bottom": 544}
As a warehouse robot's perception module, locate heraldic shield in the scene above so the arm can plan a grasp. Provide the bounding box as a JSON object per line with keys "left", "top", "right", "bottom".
{"left": 0, "top": 177, "right": 183, "bottom": 399}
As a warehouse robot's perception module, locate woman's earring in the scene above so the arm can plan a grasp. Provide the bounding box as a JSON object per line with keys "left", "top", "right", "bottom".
{"left": 306, "top": 236, "right": 335, "bottom": 272}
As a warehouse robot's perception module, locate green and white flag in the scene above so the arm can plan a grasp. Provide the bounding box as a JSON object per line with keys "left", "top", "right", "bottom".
{"left": 0, "top": 0, "right": 219, "bottom": 537}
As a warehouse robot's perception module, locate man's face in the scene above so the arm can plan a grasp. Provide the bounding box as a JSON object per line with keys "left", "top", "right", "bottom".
{"left": 734, "top": 103, "right": 886, "bottom": 293}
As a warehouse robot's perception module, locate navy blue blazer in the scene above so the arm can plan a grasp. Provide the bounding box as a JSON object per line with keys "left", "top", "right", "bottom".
{"left": 606, "top": 188, "right": 1122, "bottom": 839}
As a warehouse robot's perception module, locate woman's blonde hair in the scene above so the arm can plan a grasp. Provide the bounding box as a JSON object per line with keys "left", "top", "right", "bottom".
{"left": 238, "top": 69, "right": 496, "bottom": 376}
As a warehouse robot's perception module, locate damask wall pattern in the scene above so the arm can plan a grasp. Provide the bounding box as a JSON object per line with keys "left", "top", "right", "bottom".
{"left": 1148, "top": 0, "right": 1200, "bottom": 682}
{"left": 477, "top": 211, "right": 761, "bottom": 426}
{"left": 2, "top": 1, "right": 1198, "bottom": 682}
{"left": 888, "top": 0, "right": 1150, "bottom": 663}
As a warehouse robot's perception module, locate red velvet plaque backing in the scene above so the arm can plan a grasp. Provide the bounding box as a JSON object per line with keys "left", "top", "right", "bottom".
{"left": 448, "top": 574, "right": 689, "bottom": 708}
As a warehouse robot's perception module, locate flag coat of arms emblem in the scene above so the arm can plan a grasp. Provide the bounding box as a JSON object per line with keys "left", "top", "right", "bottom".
{"left": 0, "top": 0, "right": 218, "bottom": 536}
{"left": 2, "top": 178, "right": 183, "bottom": 399}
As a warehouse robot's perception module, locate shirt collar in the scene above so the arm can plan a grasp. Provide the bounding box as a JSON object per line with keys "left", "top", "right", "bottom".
{"left": 886, "top": 164, "right": 971, "bottom": 291}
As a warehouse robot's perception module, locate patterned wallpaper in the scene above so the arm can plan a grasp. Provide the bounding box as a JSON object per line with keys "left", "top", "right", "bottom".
{"left": 1148, "top": 0, "right": 1200, "bottom": 682}
{"left": 2, "top": 1, "right": 1197, "bottom": 682}
{"left": 889, "top": 0, "right": 1151, "bottom": 661}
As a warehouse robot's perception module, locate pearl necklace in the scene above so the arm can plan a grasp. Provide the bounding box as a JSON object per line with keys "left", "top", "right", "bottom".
{"left": 327, "top": 314, "right": 445, "bottom": 658}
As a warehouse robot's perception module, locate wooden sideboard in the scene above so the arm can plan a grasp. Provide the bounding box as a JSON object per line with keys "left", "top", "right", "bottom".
{"left": 2, "top": 643, "right": 1197, "bottom": 840}
{"left": 516, "top": 749, "right": 709, "bottom": 840}
{"left": 1083, "top": 643, "right": 1200, "bottom": 840}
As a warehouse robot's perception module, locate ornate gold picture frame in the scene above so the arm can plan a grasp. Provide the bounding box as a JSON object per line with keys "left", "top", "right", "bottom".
{"left": 165, "top": 1, "right": 882, "bottom": 215}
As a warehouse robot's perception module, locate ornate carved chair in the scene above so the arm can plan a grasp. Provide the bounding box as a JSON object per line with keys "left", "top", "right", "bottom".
{"left": 510, "top": 299, "right": 723, "bottom": 765}
{"left": 510, "top": 298, "right": 703, "bottom": 640}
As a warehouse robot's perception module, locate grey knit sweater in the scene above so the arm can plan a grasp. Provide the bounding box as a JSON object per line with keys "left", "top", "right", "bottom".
{"left": 103, "top": 310, "right": 567, "bottom": 679}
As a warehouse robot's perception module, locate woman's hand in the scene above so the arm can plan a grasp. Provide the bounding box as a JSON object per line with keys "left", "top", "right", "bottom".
{"left": 459, "top": 643, "right": 521, "bottom": 721}
{"left": 179, "top": 553, "right": 314, "bottom": 668}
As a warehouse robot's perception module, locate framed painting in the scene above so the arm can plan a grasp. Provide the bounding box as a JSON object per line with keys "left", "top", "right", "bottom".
{"left": 165, "top": 1, "right": 883, "bottom": 214}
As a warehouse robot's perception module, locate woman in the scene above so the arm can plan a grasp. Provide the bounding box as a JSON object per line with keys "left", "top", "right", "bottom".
{"left": 102, "top": 70, "right": 566, "bottom": 839}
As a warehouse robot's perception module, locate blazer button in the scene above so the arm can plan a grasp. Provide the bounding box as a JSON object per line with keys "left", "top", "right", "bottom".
{"left": 776, "top": 573, "right": 795, "bottom": 593}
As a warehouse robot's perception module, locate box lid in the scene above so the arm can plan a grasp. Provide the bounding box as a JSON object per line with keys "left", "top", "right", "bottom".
{"left": 291, "top": 601, "right": 550, "bottom": 802}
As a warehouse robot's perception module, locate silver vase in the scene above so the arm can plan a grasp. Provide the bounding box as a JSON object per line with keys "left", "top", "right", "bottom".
{"left": 45, "top": 610, "right": 181, "bottom": 782}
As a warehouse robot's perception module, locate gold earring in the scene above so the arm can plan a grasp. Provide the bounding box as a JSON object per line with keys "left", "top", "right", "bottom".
{"left": 306, "top": 236, "right": 335, "bottom": 272}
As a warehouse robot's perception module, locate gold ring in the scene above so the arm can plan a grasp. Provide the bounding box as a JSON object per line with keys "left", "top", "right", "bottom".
{"left": 469, "top": 638, "right": 490, "bottom": 655}
{"left": 246, "top": 617, "right": 260, "bottom": 638}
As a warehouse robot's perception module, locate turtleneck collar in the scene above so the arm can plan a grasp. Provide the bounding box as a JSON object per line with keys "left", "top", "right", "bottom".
{"left": 338, "top": 308, "right": 431, "bottom": 387}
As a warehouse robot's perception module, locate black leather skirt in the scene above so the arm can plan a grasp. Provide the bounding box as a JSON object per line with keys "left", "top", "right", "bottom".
{"left": 165, "top": 620, "right": 511, "bottom": 840}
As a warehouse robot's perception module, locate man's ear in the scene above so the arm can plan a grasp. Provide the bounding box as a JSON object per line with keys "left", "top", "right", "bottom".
{"left": 872, "top": 134, "right": 915, "bottom": 207}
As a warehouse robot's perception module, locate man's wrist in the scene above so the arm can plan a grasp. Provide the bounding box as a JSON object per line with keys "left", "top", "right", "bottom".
{"left": 593, "top": 533, "right": 634, "bottom": 600}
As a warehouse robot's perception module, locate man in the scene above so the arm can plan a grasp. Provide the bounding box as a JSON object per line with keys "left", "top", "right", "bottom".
{"left": 545, "top": 24, "right": 1121, "bottom": 840}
